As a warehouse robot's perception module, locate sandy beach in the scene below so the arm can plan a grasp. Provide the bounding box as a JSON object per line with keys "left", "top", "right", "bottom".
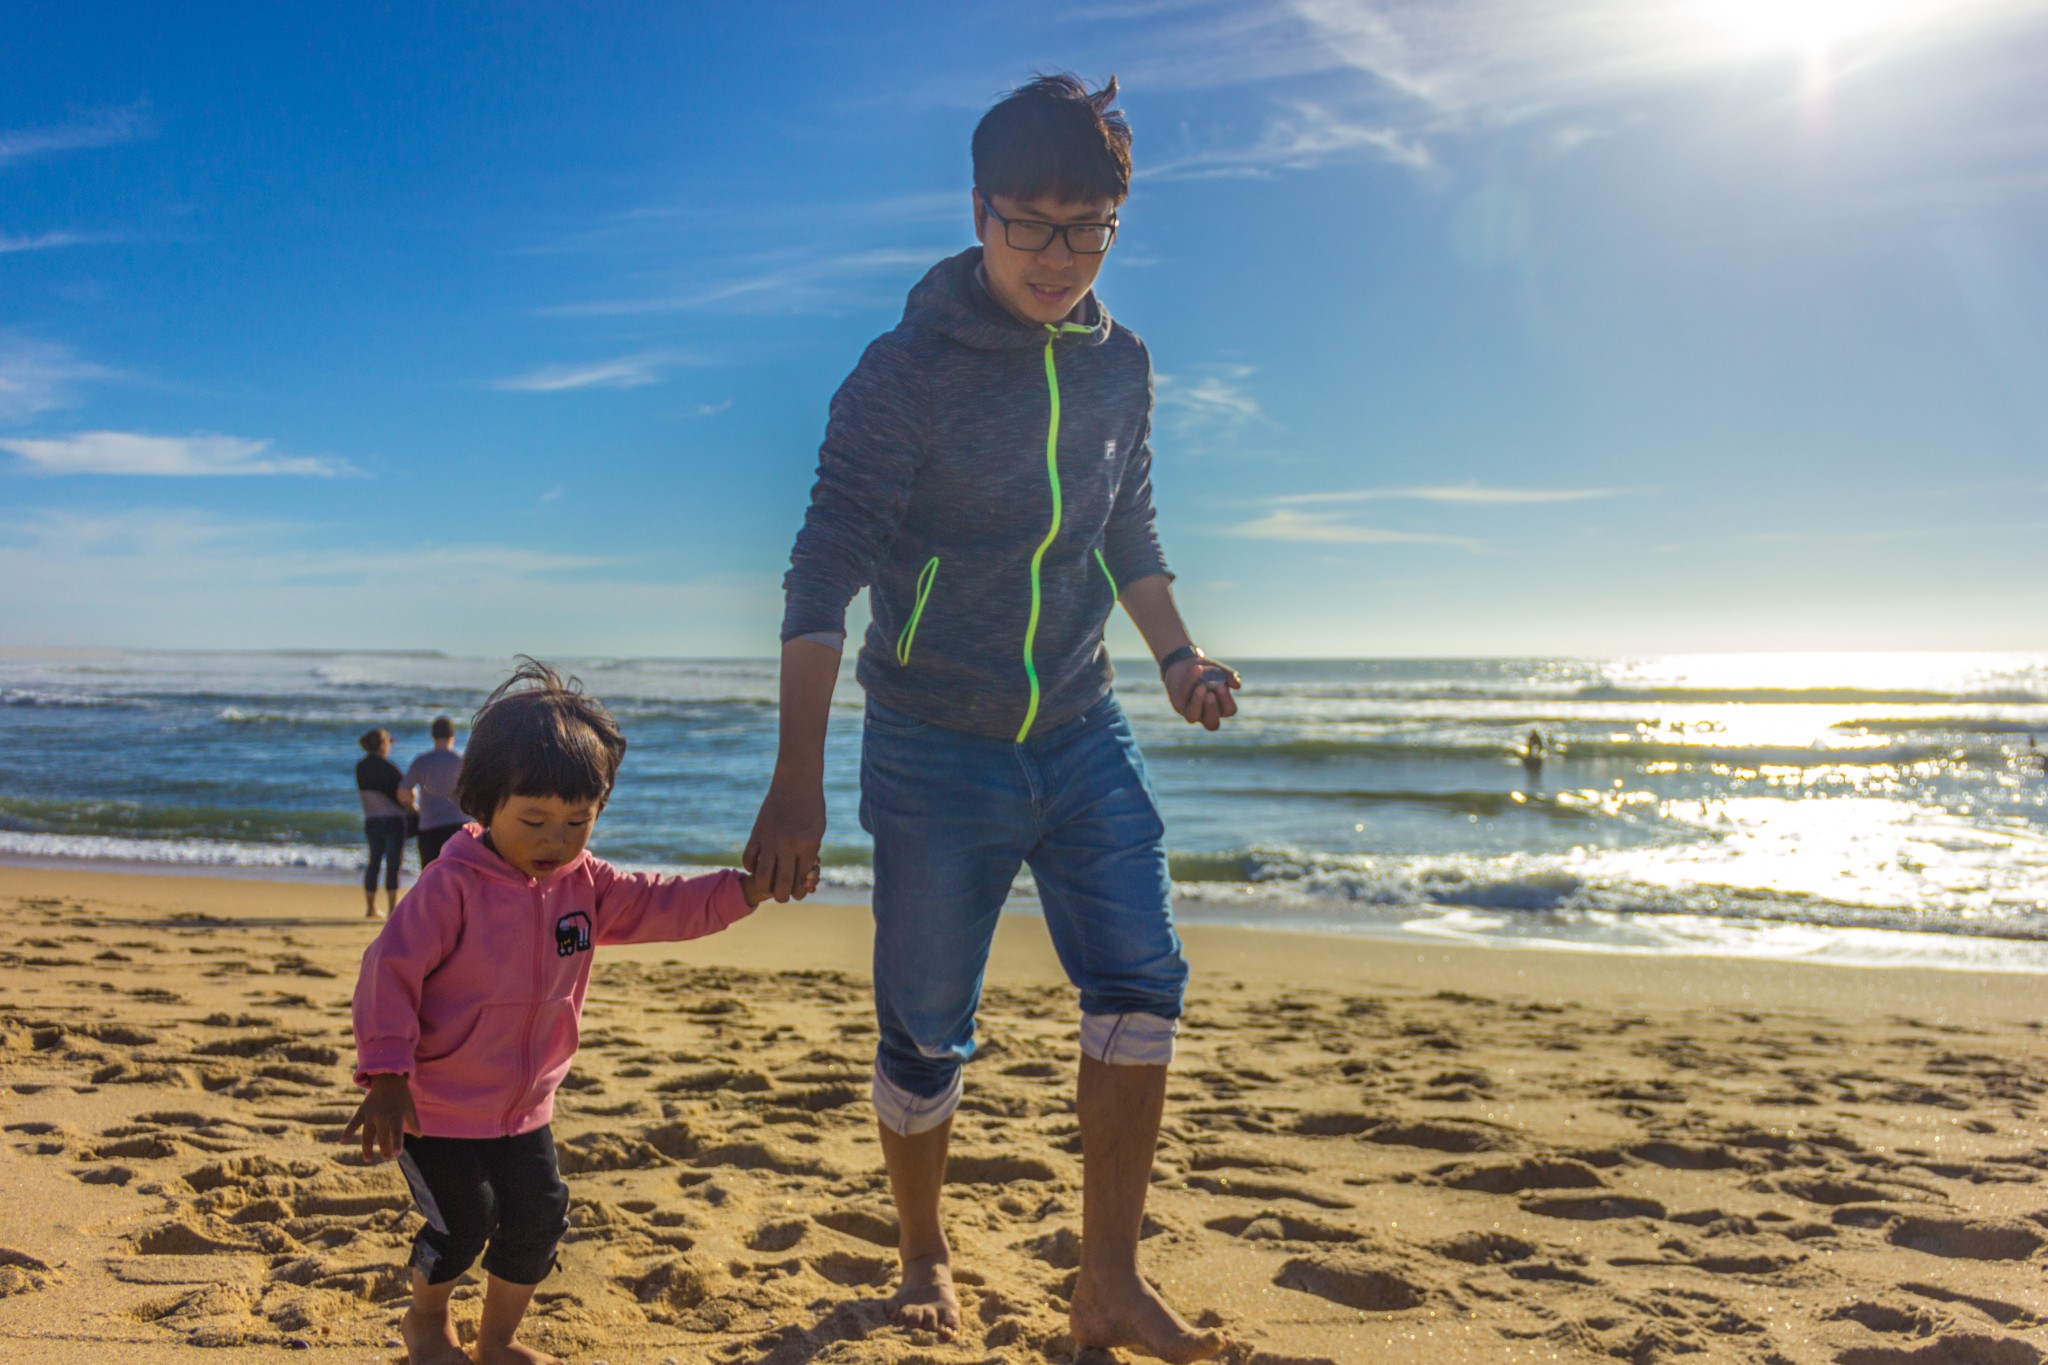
{"left": 2, "top": 863, "right": 2045, "bottom": 1365}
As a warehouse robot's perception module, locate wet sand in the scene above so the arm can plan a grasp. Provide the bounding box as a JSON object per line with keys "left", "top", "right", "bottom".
{"left": 1, "top": 863, "right": 2045, "bottom": 1364}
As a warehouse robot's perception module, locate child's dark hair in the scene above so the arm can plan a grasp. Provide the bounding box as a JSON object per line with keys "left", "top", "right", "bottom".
{"left": 972, "top": 73, "right": 1131, "bottom": 207}
{"left": 456, "top": 659, "right": 626, "bottom": 820}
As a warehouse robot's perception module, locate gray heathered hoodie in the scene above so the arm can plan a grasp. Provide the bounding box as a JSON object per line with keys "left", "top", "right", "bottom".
{"left": 781, "top": 247, "right": 1169, "bottom": 741}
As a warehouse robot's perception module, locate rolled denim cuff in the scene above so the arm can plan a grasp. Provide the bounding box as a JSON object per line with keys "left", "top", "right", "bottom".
{"left": 871, "top": 1061, "right": 962, "bottom": 1136}
{"left": 1080, "top": 1010, "right": 1177, "bottom": 1067}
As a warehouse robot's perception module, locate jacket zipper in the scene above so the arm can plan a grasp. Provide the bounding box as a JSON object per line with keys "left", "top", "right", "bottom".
{"left": 506, "top": 881, "right": 544, "bottom": 1133}
{"left": 1018, "top": 321, "right": 1095, "bottom": 742}
{"left": 895, "top": 556, "right": 940, "bottom": 667}
{"left": 1095, "top": 547, "right": 1118, "bottom": 602}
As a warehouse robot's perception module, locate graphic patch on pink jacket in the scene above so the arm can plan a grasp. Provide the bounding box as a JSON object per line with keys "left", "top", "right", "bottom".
{"left": 352, "top": 825, "right": 751, "bottom": 1139}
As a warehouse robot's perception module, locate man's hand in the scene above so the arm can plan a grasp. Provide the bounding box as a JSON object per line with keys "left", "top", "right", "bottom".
{"left": 745, "top": 776, "right": 828, "bottom": 903}
{"left": 1166, "top": 657, "right": 1241, "bottom": 732}
{"left": 342, "top": 1073, "right": 418, "bottom": 1162}
{"left": 741, "top": 858, "right": 818, "bottom": 907}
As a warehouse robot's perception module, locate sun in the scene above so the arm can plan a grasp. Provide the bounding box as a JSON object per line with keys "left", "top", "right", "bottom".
{"left": 1690, "top": 0, "right": 1948, "bottom": 58}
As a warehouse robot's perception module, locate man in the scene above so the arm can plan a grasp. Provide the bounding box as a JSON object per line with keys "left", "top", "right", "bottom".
{"left": 748, "top": 74, "right": 1237, "bottom": 1363}
{"left": 400, "top": 717, "right": 465, "bottom": 866}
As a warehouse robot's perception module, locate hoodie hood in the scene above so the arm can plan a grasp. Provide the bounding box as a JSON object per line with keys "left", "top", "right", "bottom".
{"left": 437, "top": 822, "right": 591, "bottom": 886}
{"left": 903, "top": 247, "right": 1112, "bottom": 352}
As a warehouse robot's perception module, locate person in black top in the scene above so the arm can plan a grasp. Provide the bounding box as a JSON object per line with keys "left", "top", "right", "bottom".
{"left": 356, "top": 728, "right": 412, "bottom": 919}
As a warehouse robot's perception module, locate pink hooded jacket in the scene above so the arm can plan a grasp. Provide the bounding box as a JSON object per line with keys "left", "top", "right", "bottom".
{"left": 352, "top": 825, "right": 752, "bottom": 1139}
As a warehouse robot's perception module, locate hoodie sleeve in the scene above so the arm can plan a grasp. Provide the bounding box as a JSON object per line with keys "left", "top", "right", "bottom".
{"left": 780, "top": 334, "right": 932, "bottom": 642}
{"left": 351, "top": 869, "right": 463, "bottom": 1084}
{"left": 1102, "top": 396, "right": 1172, "bottom": 589}
{"left": 590, "top": 860, "right": 754, "bottom": 946}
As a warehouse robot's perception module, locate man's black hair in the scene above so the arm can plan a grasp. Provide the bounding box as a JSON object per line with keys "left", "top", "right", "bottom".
{"left": 972, "top": 73, "right": 1131, "bottom": 207}
{"left": 430, "top": 715, "right": 456, "bottom": 741}
{"left": 456, "top": 658, "right": 625, "bottom": 820}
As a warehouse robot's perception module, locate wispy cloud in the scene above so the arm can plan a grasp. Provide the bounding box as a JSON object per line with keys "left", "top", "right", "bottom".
{"left": 1270, "top": 484, "right": 1625, "bottom": 505}
{"left": 1147, "top": 100, "right": 1432, "bottom": 180}
{"left": 0, "top": 230, "right": 120, "bottom": 255}
{"left": 543, "top": 248, "right": 944, "bottom": 318}
{"left": 0, "top": 507, "right": 782, "bottom": 651}
{"left": 1154, "top": 363, "right": 1273, "bottom": 453}
{"left": 491, "top": 350, "right": 701, "bottom": 393}
{"left": 1224, "top": 507, "right": 1480, "bottom": 548}
{"left": 0, "top": 103, "right": 154, "bottom": 167}
{"left": 1156, "top": 364, "right": 1262, "bottom": 422}
{"left": 1, "top": 431, "right": 354, "bottom": 477}
{"left": 691, "top": 399, "right": 734, "bottom": 417}
{"left": 0, "top": 335, "right": 111, "bottom": 421}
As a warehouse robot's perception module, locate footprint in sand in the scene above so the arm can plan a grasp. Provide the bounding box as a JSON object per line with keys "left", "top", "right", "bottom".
{"left": 1885, "top": 1215, "right": 2044, "bottom": 1261}
{"left": 1432, "top": 1156, "right": 1605, "bottom": 1194}
{"left": 1182, "top": 1174, "right": 1352, "bottom": 1209}
{"left": 1274, "top": 1255, "right": 1428, "bottom": 1312}
{"left": 0, "top": 1247, "right": 59, "bottom": 1296}
{"left": 1520, "top": 1193, "right": 1667, "bottom": 1222}
{"left": 813, "top": 1206, "right": 898, "bottom": 1247}
{"left": 1901, "top": 1282, "right": 2043, "bottom": 1330}
{"left": 1835, "top": 1335, "right": 2045, "bottom": 1365}
{"left": 1207, "top": 1213, "right": 1360, "bottom": 1244}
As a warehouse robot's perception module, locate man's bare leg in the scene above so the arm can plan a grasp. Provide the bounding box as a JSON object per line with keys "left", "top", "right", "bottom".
{"left": 879, "top": 1116, "right": 959, "bottom": 1337}
{"left": 472, "top": 1273, "right": 563, "bottom": 1365}
{"left": 1070, "top": 1057, "right": 1227, "bottom": 1363}
{"left": 400, "top": 1271, "right": 468, "bottom": 1365}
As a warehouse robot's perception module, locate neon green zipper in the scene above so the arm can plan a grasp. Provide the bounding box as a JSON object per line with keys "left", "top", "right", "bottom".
{"left": 1094, "top": 547, "right": 1118, "bottom": 601}
{"left": 1018, "top": 321, "right": 1095, "bottom": 742}
{"left": 895, "top": 556, "right": 939, "bottom": 667}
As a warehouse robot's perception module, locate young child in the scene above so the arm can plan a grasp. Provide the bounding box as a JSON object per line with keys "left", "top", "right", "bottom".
{"left": 346, "top": 660, "right": 788, "bottom": 1365}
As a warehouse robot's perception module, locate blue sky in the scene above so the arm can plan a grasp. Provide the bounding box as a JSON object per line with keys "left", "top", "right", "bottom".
{"left": 4, "top": 1, "right": 2046, "bottom": 658}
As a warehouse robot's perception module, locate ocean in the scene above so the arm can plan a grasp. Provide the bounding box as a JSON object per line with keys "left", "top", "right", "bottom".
{"left": 3, "top": 650, "right": 2045, "bottom": 969}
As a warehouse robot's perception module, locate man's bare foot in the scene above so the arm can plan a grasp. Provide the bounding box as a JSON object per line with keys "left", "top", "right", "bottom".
{"left": 399, "top": 1305, "right": 469, "bottom": 1365}
{"left": 1071, "top": 1268, "right": 1227, "bottom": 1364}
{"left": 886, "top": 1251, "right": 960, "bottom": 1338}
{"left": 471, "top": 1341, "right": 564, "bottom": 1365}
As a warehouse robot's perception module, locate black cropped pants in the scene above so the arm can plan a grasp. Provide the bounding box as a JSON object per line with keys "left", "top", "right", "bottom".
{"left": 396, "top": 1126, "right": 569, "bottom": 1286}
{"left": 363, "top": 816, "right": 407, "bottom": 892}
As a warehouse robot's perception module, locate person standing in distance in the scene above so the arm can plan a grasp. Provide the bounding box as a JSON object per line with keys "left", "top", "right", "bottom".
{"left": 357, "top": 728, "right": 410, "bottom": 920}
{"left": 402, "top": 717, "right": 465, "bottom": 866}
{"left": 748, "top": 73, "right": 1238, "bottom": 1364}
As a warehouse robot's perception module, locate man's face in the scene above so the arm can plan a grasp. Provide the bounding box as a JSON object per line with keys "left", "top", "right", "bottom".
{"left": 974, "top": 190, "right": 1118, "bottom": 326}
{"left": 486, "top": 794, "right": 601, "bottom": 880}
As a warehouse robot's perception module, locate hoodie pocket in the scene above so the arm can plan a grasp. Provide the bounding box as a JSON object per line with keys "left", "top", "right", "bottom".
{"left": 894, "top": 556, "right": 940, "bottom": 667}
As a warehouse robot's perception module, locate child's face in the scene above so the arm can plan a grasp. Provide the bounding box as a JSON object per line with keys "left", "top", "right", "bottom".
{"left": 974, "top": 190, "right": 1118, "bottom": 326}
{"left": 487, "top": 794, "right": 602, "bottom": 880}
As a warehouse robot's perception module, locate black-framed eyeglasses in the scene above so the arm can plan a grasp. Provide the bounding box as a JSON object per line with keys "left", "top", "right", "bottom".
{"left": 978, "top": 194, "right": 1117, "bottom": 255}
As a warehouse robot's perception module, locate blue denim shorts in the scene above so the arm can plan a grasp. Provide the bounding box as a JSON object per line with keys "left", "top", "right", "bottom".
{"left": 859, "top": 691, "right": 1187, "bottom": 1101}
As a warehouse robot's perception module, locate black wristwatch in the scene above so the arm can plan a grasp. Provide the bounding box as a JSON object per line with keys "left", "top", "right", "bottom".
{"left": 1157, "top": 644, "right": 1205, "bottom": 678}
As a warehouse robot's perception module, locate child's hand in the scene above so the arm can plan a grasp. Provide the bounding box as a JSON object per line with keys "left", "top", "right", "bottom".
{"left": 742, "top": 862, "right": 817, "bottom": 907}
{"left": 342, "top": 1074, "right": 419, "bottom": 1162}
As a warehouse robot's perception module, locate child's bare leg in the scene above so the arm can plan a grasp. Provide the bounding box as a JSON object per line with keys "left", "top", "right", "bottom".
{"left": 401, "top": 1271, "right": 468, "bottom": 1365}
{"left": 471, "top": 1274, "right": 562, "bottom": 1365}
